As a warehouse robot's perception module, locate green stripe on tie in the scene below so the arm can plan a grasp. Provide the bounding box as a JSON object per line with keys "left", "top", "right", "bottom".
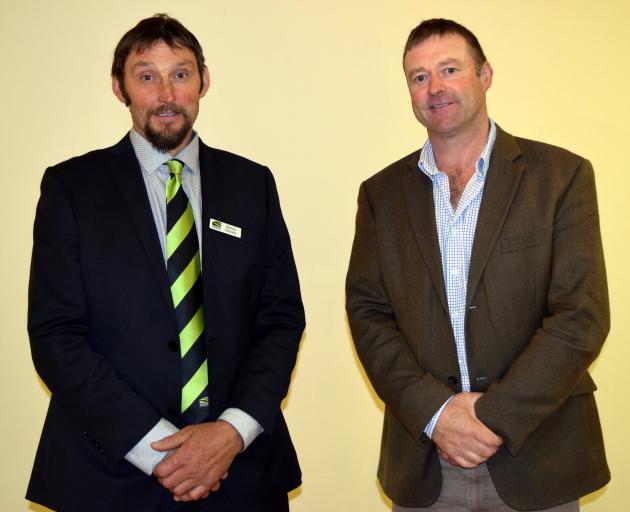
{"left": 181, "top": 360, "right": 208, "bottom": 413}
{"left": 166, "top": 178, "right": 181, "bottom": 204}
{"left": 180, "top": 306, "right": 204, "bottom": 357}
{"left": 170, "top": 251, "right": 201, "bottom": 308}
{"left": 166, "top": 203, "right": 195, "bottom": 259}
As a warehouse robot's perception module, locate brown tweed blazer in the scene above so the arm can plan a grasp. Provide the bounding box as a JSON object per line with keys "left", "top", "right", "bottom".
{"left": 346, "top": 126, "right": 610, "bottom": 510}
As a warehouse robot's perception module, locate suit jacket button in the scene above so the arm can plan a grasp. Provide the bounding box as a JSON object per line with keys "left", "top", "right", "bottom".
{"left": 167, "top": 339, "right": 180, "bottom": 351}
{"left": 447, "top": 376, "right": 458, "bottom": 385}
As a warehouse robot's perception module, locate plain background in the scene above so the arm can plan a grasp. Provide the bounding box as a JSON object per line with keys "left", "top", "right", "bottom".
{"left": 1, "top": 0, "right": 628, "bottom": 510}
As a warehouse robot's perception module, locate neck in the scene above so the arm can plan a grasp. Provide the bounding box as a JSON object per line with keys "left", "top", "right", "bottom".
{"left": 428, "top": 115, "right": 490, "bottom": 174}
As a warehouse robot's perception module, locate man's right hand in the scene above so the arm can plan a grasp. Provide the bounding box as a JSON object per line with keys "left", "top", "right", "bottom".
{"left": 432, "top": 392, "right": 502, "bottom": 468}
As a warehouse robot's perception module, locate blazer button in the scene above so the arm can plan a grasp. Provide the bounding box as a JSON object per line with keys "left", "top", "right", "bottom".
{"left": 167, "top": 339, "right": 180, "bottom": 351}
{"left": 447, "top": 376, "right": 458, "bottom": 385}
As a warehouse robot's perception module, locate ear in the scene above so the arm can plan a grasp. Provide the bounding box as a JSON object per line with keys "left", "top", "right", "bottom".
{"left": 199, "top": 65, "right": 211, "bottom": 98}
{"left": 480, "top": 61, "right": 493, "bottom": 91}
{"left": 112, "top": 76, "right": 129, "bottom": 106}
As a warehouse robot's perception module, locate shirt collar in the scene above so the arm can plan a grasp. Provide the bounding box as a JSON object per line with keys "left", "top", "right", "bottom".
{"left": 129, "top": 128, "right": 200, "bottom": 175}
{"left": 418, "top": 119, "right": 497, "bottom": 180}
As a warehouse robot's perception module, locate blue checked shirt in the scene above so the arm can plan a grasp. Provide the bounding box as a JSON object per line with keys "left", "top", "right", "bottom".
{"left": 422, "top": 120, "right": 497, "bottom": 438}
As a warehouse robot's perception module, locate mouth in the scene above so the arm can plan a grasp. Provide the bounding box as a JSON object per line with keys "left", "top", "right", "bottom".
{"left": 429, "top": 101, "right": 455, "bottom": 110}
{"left": 153, "top": 111, "right": 181, "bottom": 120}
{"left": 151, "top": 105, "right": 185, "bottom": 121}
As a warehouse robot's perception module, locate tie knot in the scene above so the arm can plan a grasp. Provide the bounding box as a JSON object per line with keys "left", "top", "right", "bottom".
{"left": 166, "top": 159, "right": 184, "bottom": 176}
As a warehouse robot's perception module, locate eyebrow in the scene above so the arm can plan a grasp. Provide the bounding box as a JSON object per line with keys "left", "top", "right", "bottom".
{"left": 130, "top": 59, "right": 195, "bottom": 70}
{"left": 406, "top": 58, "right": 463, "bottom": 80}
{"left": 438, "top": 58, "right": 462, "bottom": 67}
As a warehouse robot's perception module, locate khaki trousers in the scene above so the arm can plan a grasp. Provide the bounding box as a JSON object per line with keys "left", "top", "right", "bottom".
{"left": 393, "top": 458, "right": 579, "bottom": 512}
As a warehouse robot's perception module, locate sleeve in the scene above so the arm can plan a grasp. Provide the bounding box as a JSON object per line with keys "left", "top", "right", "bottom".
{"left": 475, "top": 158, "right": 610, "bottom": 455}
{"left": 219, "top": 408, "right": 264, "bottom": 449}
{"left": 345, "top": 181, "right": 454, "bottom": 439}
{"left": 28, "top": 167, "right": 163, "bottom": 465}
{"left": 223, "top": 168, "right": 305, "bottom": 434}
{"left": 125, "top": 418, "right": 179, "bottom": 475}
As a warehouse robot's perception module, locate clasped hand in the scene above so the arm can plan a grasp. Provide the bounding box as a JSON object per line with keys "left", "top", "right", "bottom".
{"left": 152, "top": 420, "right": 243, "bottom": 502}
{"left": 432, "top": 392, "right": 502, "bottom": 468}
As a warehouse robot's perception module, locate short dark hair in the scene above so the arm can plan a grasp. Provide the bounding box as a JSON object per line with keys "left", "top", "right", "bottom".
{"left": 111, "top": 14, "right": 206, "bottom": 104}
{"left": 403, "top": 18, "right": 487, "bottom": 72}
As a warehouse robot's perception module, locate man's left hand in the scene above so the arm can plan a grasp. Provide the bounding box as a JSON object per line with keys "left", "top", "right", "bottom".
{"left": 152, "top": 420, "right": 243, "bottom": 502}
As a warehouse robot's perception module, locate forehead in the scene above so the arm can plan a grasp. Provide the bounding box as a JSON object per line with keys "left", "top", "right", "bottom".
{"left": 125, "top": 41, "right": 197, "bottom": 70}
{"left": 404, "top": 33, "right": 473, "bottom": 70}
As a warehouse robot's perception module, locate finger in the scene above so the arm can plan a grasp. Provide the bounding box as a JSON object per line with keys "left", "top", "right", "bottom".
{"left": 453, "top": 451, "right": 483, "bottom": 469}
{"left": 473, "top": 429, "right": 503, "bottom": 450}
{"left": 438, "top": 450, "right": 454, "bottom": 465}
{"left": 157, "top": 465, "right": 193, "bottom": 491}
{"left": 175, "top": 484, "right": 210, "bottom": 502}
{"left": 154, "top": 454, "right": 184, "bottom": 479}
{"left": 469, "top": 417, "right": 502, "bottom": 445}
{"left": 152, "top": 430, "right": 188, "bottom": 452}
{"left": 465, "top": 438, "right": 496, "bottom": 459}
{"left": 455, "top": 458, "right": 477, "bottom": 469}
{"left": 220, "top": 471, "right": 228, "bottom": 480}
{"left": 170, "top": 477, "right": 200, "bottom": 498}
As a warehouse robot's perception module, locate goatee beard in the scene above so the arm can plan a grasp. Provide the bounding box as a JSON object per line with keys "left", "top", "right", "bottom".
{"left": 144, "top": 104, "right": 192, "bottom": 152}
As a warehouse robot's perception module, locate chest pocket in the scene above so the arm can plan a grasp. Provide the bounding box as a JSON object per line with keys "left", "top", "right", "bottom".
{"left": 500, "top": 231, "right": 545, "bottom": 253}
{"left": 210, "top": 224, "right": 265, "bottom": 248}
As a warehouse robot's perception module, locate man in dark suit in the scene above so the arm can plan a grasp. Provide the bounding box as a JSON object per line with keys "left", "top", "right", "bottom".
{"left": 346, "top": 18, "right": 609, "bottom": 511}
{"left": 27, "top": 14, "right": 304, "bottom": 512}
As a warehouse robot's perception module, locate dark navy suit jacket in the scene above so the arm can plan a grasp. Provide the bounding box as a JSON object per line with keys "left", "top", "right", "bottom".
{"left": 27, "top": 134, "right": 305, "bottom": 511}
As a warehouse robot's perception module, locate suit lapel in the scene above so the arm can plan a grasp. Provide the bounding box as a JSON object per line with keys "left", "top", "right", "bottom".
{"left": 400, "top": 153, "right": 449, "bottom": 314}
{"left": 107, "top": 135, "right": 173, "bottom": 310}
{"left": 198, "top": 141, "right": 218, "bottom": 283}
{"left": 466, "top": 127, "right": 525, "bottom": 304}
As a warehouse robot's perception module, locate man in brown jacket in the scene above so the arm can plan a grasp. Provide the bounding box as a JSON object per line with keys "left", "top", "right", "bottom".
{"left": 346, "top": 18, "right": 609, "bottom": 511}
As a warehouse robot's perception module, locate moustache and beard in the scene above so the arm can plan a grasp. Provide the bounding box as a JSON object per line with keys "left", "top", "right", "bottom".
{"left": 144, "top": 104, "right": 193, "bottom": 152}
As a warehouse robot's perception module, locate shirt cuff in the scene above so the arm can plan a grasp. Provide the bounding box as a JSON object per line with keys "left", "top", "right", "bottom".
{"left": 124, "top": 418, "right": 179, "bottom": 475}
{"left": 219, "top": 408, "right": 264, "bottom": 450}
{"left": 424, "top": 395, "right": 454, "bottom": 439}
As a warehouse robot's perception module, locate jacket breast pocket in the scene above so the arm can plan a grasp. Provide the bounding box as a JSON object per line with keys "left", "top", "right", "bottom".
{"left": 211, "top": 225, "right": 266, "bottom": 248}
{"left": 500, "top": 231, "right": 545, "bottom": 254}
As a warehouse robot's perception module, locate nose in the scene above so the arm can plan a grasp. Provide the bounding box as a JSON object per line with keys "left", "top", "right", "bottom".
{"left": 158, "top": 80, "right": 175, "bottom": 103}
{"left": 428, "top": 75, "right": 444, "bottom": 96}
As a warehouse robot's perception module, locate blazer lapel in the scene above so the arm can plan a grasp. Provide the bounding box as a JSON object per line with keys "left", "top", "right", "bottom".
{"left": 198, "top": 141, "right": 218, "bottom": 283}
{"left": 107, "top": 135, "right": 173, "bottom": 310}
{"left": 400, "top": 154, "right": 449, "bottom": 315}
{"left": 466, "top": 127, "right": 525, "bottom": 304}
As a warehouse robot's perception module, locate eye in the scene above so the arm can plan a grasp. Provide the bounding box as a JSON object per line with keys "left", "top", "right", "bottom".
{"left": 174, "top": 72, "right": 190, "bottom": 80}
{"left": 140, "top": 74, "right": 153, "bottom": 81}
{"left": 414, "top": 74, "right": 427, "bottom": 83}
{"left": 446, "top": 67, "right": 456, "bottom": 74}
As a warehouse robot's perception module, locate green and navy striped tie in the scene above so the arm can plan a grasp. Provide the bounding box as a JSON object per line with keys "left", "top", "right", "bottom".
{"left": 165, "top": 159, "right": 208, "bottom": 423}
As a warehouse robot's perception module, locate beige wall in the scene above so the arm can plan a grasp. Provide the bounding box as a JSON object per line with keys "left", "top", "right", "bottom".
{"left": 2, "top": 0, "right": 628, "bottom": 510}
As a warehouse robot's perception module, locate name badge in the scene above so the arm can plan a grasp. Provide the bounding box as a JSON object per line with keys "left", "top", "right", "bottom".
{"left": 209, "top": 218, "right": 242, "bottom": 238}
